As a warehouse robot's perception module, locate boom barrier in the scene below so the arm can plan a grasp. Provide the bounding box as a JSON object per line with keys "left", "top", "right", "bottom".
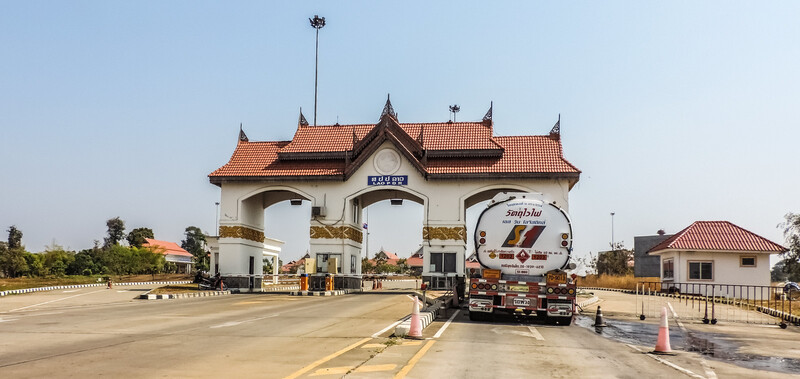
{"left": 636, "top": 281, "right": 799, "bottom": 328}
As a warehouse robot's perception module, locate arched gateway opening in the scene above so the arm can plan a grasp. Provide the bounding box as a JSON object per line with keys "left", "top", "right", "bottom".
{"left": 208, "top": 98, "right": 580, "bottom": 290}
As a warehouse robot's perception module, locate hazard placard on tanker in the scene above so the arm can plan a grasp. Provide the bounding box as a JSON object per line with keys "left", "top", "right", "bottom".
{"left": 475, "top": 196, "right": 572, "bottom": 276}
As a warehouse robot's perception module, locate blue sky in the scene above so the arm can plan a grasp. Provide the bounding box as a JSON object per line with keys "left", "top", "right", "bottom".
{"left": 2, "top": 2, "right": 799, "bottom": 266}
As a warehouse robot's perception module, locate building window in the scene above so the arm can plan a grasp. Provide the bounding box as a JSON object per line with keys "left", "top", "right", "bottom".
{"left": 316, "top": 253, "right": 342, "bottom": 274}
{"left": 688, "top": 261, "right": 713, "bottom": 280}
{"left": 351, "top": 255, "right": 357, "bottom": 273}
{"left": 740, "top": 256, "right": 756, "bottom": 267}
{"left": 662, "top": 259, "right": 674, "bottom": 279}
{"left": 429, "top": 252, "right": 457, "bottom": 273}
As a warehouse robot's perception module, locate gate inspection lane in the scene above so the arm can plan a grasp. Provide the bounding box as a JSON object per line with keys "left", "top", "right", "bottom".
{"left": 0, "top": 292, "right": 413, "bottom": 378}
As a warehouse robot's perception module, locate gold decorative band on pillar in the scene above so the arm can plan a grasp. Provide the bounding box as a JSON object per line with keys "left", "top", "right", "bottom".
{"left": 309, "top": 225, "right": 363, "bottom": 243}
{"left": 219, "top": 225, "right": 265, "bottom": 243}
{"left": 422, "top": 226, "right": 467, "bottom": 242}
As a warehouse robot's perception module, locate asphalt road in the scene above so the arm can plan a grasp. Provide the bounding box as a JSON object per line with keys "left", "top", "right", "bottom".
{"left": 0, "top": 287, "right": 771, "bottom": 378}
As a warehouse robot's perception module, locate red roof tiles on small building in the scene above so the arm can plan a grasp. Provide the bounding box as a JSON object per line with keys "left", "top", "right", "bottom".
{"left": 648, "top": 221, "right": 786, "bottom": 253}
{"left": 142, "top": 239, "right": 193, "bottom": 257}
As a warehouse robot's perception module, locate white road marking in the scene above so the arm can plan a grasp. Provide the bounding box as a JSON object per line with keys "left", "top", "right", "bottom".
{"left": 667, "top": 302, "right": 717, "bottom": 379}
{"left": 62, "top": 290, "right": 80, "bottom": 293}
{"left": 209, "top": 314, "right": 279, "bottom": 328}
{"left": 0, "top": 317, "right": 18, "bottom": 323}
{"left": 433, "top": 310, "right": 460, "bottom": 339}
{"left": 526, "top": 326, "right": 545, "bottom": 340}
{"left": 9, "top": 289, "right": 107, "bottom": 312}
{"left": 627, "top": 344, "right": 705, "bottom": 379}
{"left": 372, "top": 320, "right": 403, "bottom": 338}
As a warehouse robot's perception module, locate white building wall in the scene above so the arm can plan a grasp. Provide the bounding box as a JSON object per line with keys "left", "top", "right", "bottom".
{"left": 657, "top": 250, "right": 774, "bottom": 299}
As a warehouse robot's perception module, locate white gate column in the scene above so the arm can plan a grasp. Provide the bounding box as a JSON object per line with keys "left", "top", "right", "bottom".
{"left": 216, "top": 193, "right": 265, "bottom": 291}
{"left": 421, "top": 223, "right": 467, "bottom": 290}
{"left": 309, "top": 220, "right": 363, "bottom": 275}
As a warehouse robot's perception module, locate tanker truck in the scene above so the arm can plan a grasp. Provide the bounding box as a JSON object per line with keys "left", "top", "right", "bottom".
{"left": 468, "top": 192, "right": 576, "bottom": 325}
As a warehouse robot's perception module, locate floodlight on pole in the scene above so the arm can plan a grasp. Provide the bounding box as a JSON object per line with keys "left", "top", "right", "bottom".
{"left": 449, "top": 104, "right": 460, "bottom": 122}
{"left": 309, "top": 15, "right": 326, "bottom": 126}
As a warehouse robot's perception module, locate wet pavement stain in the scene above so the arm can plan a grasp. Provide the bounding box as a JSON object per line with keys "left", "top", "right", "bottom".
{"left": 576, "top": 315, "right": 800, "bottom": 375}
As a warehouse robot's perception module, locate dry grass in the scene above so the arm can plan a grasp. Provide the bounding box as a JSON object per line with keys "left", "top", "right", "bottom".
{"left": 577, "top": 274, "right": 660, "bottom": 291}
{"left": 150, "top": 283, "right": 202, "bottom": 295}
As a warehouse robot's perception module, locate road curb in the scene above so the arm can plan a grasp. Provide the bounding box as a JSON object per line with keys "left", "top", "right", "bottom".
{"left": 289, "top": 289, "right": 360, "bottom": 296}
{"left": 0, "top": 281, "right": 193, "bottom": 297}
{"left": 394, "top": 297, "right": 442, "bottom": 337}
{"left": 139, "top": 290, "right": 230, "bottom": 300}
{"left": 263, "top": 285, "right": 300, "bottom": 292}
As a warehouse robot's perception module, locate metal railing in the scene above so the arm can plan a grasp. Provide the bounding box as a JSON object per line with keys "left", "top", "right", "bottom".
{"left": 636, "top": 281, "right": 797, "bottom": 327}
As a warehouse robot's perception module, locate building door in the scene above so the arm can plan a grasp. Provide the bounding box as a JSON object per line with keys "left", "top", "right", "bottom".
{"left": 249, "top": 256, "right": 255, "bottom": 290}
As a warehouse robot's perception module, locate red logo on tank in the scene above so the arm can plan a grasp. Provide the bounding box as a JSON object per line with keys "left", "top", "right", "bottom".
{"left": 516, "top": 250, "right": 530, "bottom": 263}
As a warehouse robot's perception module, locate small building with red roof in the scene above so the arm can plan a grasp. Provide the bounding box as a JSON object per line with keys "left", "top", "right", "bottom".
{"left": 142, "top": 238, "right": 194, "bottom": 274}
{"left": 648, "top": 221, "right": 786, "bottom": 294}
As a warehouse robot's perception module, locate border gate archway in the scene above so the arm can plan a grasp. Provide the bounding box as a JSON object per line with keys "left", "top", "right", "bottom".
{"left": 209, "top": 98, "right": 580, "bottom": 290}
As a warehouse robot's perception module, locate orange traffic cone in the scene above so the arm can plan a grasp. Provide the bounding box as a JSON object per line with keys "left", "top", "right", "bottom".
{"left": 407, "top": 297, "right": 423, "bottom": 339}
{"left": 653, "top": 307, "right": 673, "bottom": 354}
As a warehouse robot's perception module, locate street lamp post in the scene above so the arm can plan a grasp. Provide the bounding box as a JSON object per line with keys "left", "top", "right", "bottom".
{"left": 610, "top": 212, "right": 615, "bottom": 251}
{"left": 309, "top": 15, "right": 326, "bottom": 126}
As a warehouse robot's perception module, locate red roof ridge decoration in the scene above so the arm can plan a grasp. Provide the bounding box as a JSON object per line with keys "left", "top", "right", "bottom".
{"left": 648, "top": 221, "right": 787, "bottom": 253}
{"left": 142, "top": 238, "right": 194, "bottom": 257}
{"left": 210, "top": 102, "right": 581, "bottom": 186}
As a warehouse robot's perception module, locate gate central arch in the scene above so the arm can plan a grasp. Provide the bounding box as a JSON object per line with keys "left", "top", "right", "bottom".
{"left": 209, "top": 97, "right": 580, "bottom": 290}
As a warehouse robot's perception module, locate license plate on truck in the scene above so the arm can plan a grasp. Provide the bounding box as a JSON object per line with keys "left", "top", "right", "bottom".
{"left": 512, "top": 297, "right": 531, "bottom": 307}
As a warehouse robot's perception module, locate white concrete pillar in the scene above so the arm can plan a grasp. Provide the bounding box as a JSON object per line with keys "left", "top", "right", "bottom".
{"left": 421, "top": 223, "right": 467, "bottom": 289}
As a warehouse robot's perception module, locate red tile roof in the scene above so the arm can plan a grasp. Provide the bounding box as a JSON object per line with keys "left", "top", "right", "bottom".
{"left": 406, "top": 256, "right": 423, "bottom": 267}
{"left": 648, "top": 221, "right": 786, "bottom": 253}
{"left": 209, "top": 117, "right": 580, "bottom": 182}
{"left": 142, "top": 239, "right": 193, "bottom": 257}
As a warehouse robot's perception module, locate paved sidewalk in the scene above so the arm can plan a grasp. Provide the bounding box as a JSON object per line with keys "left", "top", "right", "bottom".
{"left": 581, "top": 289, "right": 800, "bottom": 378}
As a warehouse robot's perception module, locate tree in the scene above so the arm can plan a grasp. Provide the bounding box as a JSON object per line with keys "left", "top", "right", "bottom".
{"left": 181, "top": 226, "right": 207, "bottom": 271}
{"left": 126, "top": 227, "right": 154, "bottom": 248}
{"left": 777, "top": 213, "right": 800, "bottom": 282}
{"left": 1, "top": 245, "right": 30, "bottom": 277}
{"left": 104, "top": 217, "right": 126, "bottom": 249}
{"left": 42, "top": 244, "right": 75, "bottom": 277}
{"left": 1, "top": 229, "right": 29, "bottom": 277}
{"left": 361, "top": 257, "right": 375, "bottom": 274}
{"left": 595, "top": 242, "right": 633, "bottom": 276}
{"left": 7, "top": 225, "right": 22, "bottom": 249}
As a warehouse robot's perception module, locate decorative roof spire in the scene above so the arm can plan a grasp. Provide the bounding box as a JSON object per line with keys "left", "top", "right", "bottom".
{"left": 352, "top": 127, "right": 358, "bottom": 147}
{"left": 549, "top": 114, "right": 561, "bottom": 139}
{"left": 380, "top": 94, "right": 397, "bottom": 120}
{"left": 416, "top": 124, "right": 424, "bottom": 145}
{"left": 298, "top": 108, "right": 309, "bottom": 127}
{"left": 239, "top": 123, "right": 249, "bottom": 142}
{"left": 482, "top": 101, "right": 493, "bottom": 126}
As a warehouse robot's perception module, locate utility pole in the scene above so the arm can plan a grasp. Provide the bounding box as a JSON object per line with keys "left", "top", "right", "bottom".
{"left": 309, "top": 15, "right": 326, "bottom": 126}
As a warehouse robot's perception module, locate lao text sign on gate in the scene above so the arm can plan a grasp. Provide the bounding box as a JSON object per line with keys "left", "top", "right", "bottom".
{"left": 367, "top": 175, "right": 407, "bottom": 186}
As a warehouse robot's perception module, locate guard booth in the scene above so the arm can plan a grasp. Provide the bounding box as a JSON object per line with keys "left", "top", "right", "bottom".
{"left": 208, "top": 97, "right": 580, "bottom": 290}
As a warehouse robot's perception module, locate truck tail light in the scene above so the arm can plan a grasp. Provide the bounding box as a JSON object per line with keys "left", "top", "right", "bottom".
{"left": 491, "top": 284, "right": 498, "bottom": 291}
{"left": 568, "top": 288, "right": 575, "bottom": 295}
{"left": 471, "top": 283, "right": 478, "bottom": 289}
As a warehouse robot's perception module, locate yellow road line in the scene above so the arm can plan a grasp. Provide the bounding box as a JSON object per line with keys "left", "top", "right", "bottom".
{"left": 283, "top": 337, "right": 371, "bottom": 379}
{"left": 394, "top": 340, "right": 436, "bottom": 379}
